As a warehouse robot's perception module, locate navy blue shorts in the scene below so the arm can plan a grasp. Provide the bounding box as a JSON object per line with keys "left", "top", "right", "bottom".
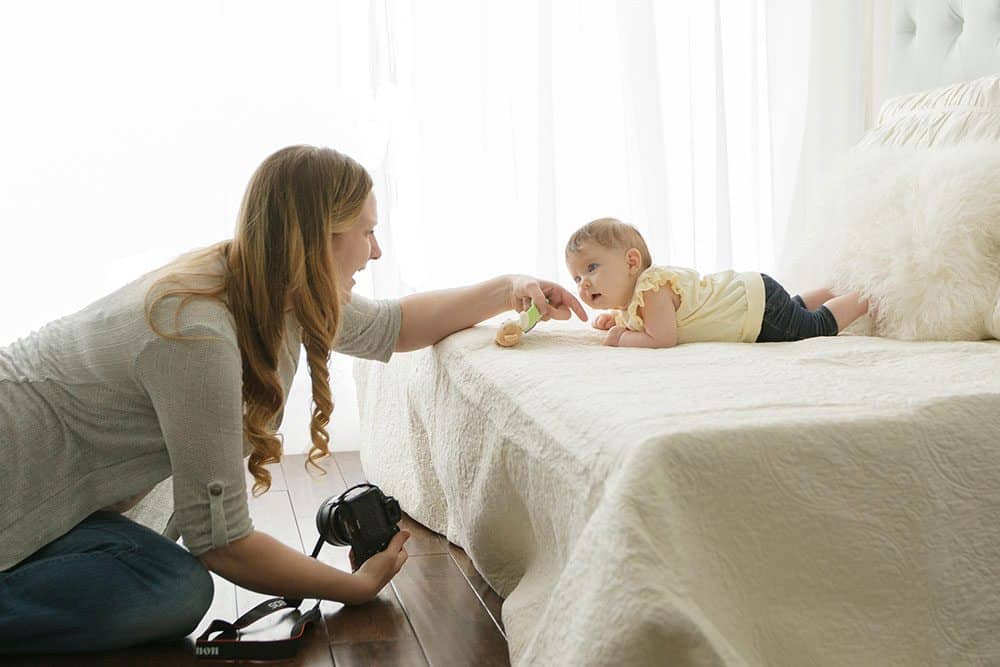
{"left": 755, "top": 274, "right": 839, "bottom": 343}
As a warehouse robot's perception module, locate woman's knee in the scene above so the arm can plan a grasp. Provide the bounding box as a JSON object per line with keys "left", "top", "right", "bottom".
{"left": 155, "top": 550, "right": 214, "bottom": 638}
{"left": 113, "top": 516, "right": 215, "bottom": 635}
{"left": 92, "top": 550, "right": 212, "bottom": 647}
{"left": 118, "top": 536, "right": 215, "bottom": 641}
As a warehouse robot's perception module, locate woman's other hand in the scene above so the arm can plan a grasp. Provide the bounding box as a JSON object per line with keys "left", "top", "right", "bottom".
{"left": 348, "top": 530, "right": 410, "bottom": 604}
{"left": 508, "top": 275, "right": 586, "bottom": 322}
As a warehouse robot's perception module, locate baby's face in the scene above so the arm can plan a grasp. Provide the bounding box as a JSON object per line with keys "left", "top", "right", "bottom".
{"left": 566, "top": 242, "right": 638, "bottom": 310}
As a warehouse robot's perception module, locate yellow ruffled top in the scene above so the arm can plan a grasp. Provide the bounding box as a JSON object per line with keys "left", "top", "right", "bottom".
{"left": 614, "top": 266, "right": 765, "bottom": 344}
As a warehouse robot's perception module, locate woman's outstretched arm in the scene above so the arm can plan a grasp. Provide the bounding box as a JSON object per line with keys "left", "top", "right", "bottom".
{"left": 395, "top": 274, "right": 586, "bottom": 352}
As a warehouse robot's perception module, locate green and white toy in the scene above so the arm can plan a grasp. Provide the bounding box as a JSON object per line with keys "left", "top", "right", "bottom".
{"left": 519, "top": 302, "right": 544, "bottom": 332}
{"left": 495, "top": 301, "right": 546, "bottom": 347}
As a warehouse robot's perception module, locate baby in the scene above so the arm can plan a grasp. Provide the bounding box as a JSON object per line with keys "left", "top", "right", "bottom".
{"left": 565, "top": 217, "right": 870, "bottom": 348}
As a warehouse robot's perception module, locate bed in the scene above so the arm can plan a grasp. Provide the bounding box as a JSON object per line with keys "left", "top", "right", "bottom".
{"left": 354, "top": 2, "right": 1000, "bottom": 665}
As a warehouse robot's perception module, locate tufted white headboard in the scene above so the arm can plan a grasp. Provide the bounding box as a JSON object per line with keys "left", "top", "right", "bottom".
{"left": 887, "top": 0, "right": 1000, "bottom": 98}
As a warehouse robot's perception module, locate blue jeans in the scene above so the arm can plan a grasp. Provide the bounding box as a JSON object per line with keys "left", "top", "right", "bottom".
{"left": 0, "top": 510, "right": 214, "bottom": 654}
{"left": 756, "top": 273, "right": 839, "bottom": 342}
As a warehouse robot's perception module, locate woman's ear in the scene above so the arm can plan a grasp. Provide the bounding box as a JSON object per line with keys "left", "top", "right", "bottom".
{"left": 626, "top": 248, "right": 642, "bottom": 274}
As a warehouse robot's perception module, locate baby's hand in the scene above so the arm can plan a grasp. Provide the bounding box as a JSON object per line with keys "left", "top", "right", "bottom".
{"left": 592, "top": 312, "right": 616, "bottom": 330}
{"left": 603, "top": 325, "right": 626, "bottom": 347}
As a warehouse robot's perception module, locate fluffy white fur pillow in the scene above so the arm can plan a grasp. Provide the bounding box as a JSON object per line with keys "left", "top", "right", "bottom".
{"left": 782, "top": 143, "right": 1000, "bottom": 340}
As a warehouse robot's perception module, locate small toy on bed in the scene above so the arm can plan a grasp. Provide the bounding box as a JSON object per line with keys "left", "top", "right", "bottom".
{"left": 495, "top": 302, "right": 544, "bottom": 347}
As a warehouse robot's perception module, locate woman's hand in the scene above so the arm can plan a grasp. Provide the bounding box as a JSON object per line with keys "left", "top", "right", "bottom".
{"left": 348, "top": 530, "right": 411, "bottom": 605}
{"left": 603, "top": 325, "right": 626, "bottom": 347}
{"left": 508, "top": 275, "right": 587, "bottom": 322}
{"left": 592, "top": 313, "right": 616, "bottom": 330}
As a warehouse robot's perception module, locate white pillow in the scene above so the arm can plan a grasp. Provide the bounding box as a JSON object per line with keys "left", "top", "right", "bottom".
{"left": 858, "top": 75, "right": 1000, "bottom": 149}
{"left": 786, "top": 143, "right": 1000, "bottom": 341}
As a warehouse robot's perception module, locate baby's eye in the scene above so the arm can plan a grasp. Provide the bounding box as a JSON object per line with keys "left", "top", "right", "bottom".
{"left": 587, "top": 263, "right": 597, "bottom": 272}
{"left": 573, "top": 276, "right": 581, "bottom": 284}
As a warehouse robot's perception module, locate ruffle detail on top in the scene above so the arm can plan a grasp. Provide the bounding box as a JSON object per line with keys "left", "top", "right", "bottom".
{"left": 615, "top": 266, "right": 681, "bottom": 331}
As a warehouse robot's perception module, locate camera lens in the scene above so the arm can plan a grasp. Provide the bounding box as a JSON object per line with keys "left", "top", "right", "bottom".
{"left": 316, "top": 496, "right": 350, "bottom": 546}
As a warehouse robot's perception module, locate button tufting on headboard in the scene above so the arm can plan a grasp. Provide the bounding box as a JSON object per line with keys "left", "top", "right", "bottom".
{"left": 887, "top": 0, "right": 1000, "bottom": 98}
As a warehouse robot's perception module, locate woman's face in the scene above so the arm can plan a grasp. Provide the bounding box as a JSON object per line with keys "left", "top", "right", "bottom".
{"left": 329, "top": 190, "right": 382, "bottom": 302}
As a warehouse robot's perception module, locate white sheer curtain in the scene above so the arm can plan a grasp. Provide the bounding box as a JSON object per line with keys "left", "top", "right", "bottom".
{"left": 1, "top": 1, "right": 887, "bottom": 454}
{"left": 359, "top": 0, "right": 889, "bottom": 300}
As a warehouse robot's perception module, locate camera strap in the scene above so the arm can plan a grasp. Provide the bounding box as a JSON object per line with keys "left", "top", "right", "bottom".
{"left": 195, "top": 536, "right": 326, "bottom": 661}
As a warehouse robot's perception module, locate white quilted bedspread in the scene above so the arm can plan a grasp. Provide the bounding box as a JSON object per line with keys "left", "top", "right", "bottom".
{"left": 354, "top": 320, "right": 1000, "bottom": 666}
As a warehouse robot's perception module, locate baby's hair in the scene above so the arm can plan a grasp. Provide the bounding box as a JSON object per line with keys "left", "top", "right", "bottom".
{"left": 565, "top": 217, "right": 652, "bottom": 270}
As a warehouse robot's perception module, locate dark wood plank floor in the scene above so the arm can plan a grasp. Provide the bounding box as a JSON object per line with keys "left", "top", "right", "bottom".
{"left": 8, "top": 452, "right": 509, "bottom": 666}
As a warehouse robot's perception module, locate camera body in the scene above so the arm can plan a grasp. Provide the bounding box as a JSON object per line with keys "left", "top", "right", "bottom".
{"left": 315, "top": 483, "right": 401, "bottom": 568}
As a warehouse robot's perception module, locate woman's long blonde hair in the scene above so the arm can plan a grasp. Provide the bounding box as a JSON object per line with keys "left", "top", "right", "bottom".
{"left": 145, "top": 145, "right": 372, "bottom": 495}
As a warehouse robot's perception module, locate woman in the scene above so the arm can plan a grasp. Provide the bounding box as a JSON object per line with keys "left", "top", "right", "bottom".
{"left": 0, "top": 145, "right": 585, "bottom": 653}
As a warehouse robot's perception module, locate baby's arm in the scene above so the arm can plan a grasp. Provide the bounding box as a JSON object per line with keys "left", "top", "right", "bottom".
{"left": 614, "top": 288, "right": 678, "bottom": 348}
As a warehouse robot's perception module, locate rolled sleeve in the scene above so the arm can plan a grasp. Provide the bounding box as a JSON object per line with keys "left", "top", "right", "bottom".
{"left": 135, "top": 324, "right": 253, "bottom": 556}
{"left": 334, "top": 294, "right": 402, "bottom": 362}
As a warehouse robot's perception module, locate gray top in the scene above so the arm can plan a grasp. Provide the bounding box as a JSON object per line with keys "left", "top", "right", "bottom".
{"left": 0, "top": 267, "right": 400, "bottom": 570}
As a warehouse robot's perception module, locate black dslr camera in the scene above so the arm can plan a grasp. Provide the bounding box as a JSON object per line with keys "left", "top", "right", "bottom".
{"left": 315, "top": 483, "right": 401, "bottom": 568}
